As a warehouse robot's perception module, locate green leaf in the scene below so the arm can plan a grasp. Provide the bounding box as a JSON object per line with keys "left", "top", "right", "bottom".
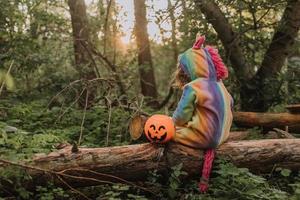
{"left": 280, "top": 169, "right": 291, "bottom": 177}
{"left": 5, "top": 73, "right": 15, "bottom": 91}
{"left": 0, "top": 70, "right": 15, "bottom": 91}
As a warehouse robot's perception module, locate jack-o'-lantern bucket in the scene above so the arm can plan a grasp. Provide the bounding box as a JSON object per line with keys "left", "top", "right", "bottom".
{"left": 144, "top": 114, "right": 175, "bottom": 143}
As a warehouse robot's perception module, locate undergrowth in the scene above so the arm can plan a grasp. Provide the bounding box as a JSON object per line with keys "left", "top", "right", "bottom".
{"left": 0, "top": 99, "right": 300, "bottom": 199}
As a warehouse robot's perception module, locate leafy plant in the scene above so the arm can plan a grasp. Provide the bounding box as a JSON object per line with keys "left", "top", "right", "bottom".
{"left": 167, "top": 163, "right": 188, "bottom": 199}
{"left": 35, "top": 184, "right": 69, "bottom": 200}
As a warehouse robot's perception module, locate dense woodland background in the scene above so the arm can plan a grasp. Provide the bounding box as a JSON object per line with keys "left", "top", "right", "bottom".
{"left": 0, "top": 0, "right": 300, "bottom": 199}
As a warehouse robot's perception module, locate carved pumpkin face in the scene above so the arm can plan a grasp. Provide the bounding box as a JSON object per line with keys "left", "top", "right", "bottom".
{"left": 144, "top": 114, "right": 175, "bottom": 143}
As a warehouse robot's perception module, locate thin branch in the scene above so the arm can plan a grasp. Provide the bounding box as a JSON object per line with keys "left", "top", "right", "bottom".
{"left": 56, "top": 175, "right": 91, "bottom": 200}
{"left": 55, "top": 87, "right": 86, "bottom": 123}
{"left": 46, "top": 79, "right": 82, "bottom": 109}
{"left": 62, "top": 168, "right": 155, "bottom": 194}
{"left": 105, "top": 95, "right": 112, "bottom": 146}
{"left": 80, "top": 40, "right": 101, "bottom": 78}
{"left": 78, "top": 89, "right": 89, "bottom": 145}
{"left": 90, "top": 47, "right": 126, "bottom": 95}
{"left": 0, "top": 158, "right": 156, "bottom": 196}
{"left": 0, "top": 158, "right": 119, "bottom": 185}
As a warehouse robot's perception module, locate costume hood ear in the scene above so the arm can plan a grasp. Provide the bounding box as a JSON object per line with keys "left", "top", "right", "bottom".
{"left": 193, "top": 35, "right": 205, "bottom": 49}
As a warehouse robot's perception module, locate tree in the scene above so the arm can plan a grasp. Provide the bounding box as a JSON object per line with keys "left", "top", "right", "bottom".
{"left": 168, "top": 0, "right": 179, "bottom": 67}
{"left": 196, "top": 0, "right": 300, "bottom": 112}
{"left": 133, "top": 0, "right": 158, "bottom": 105}
{"left": 68, "top": 0, "right": 98, "bottom": 107}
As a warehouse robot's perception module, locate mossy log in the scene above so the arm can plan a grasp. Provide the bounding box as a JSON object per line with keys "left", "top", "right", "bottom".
{"left": 18, "top": 139, "right": 299, "bottom": 189}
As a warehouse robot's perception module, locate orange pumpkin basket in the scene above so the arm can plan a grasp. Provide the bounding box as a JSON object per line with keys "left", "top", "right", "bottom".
{"left": 144, "top": 114, "right": 175, "bottom": 143}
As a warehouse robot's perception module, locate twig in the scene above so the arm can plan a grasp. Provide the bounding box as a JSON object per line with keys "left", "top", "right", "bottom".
{"left": 78, "top": 90, "right": 89, "bottom": 145}
{"left": 47, "top": 79, "right": 82, "bottom": 109}
{"left": 56, "top": 175, "right": 91, "bottom": 200}
{"left": 0, "top": 159, "right": 118, "bottom": 185}
{"left": 0, "top": 158, "right": 156, "bottom": 196}
{"left": 60, "top": 168, "right": 155, "bottom": 194}
{"left": 80, "top": 40, "right": 101, "bottom": 78}
{"left": 88, "top": 77, "right": 115, "bottom": 86}
{"left": 55, "top": 87, "right": 86, "bottom": 123}
{"left": 0, "top": 60, "right": 14, "bottom": 97}
{"left": 90, "top": 47, "right": 126, "bottom": 95}
{"left": 105, "top": 96, "right": 112, "bottom": 146}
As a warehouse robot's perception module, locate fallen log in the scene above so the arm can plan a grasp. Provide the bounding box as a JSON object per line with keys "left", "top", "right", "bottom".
{"left": 233, "top": 111, "right": 300, "bottom": 128}
{"left": 286, "top": 104, "right": 300, "bottom": 114}
{"left": 1, "top": 139, "right": 299, "bottom": 191}
{"left": 130, "top": 113, "right": 300, "bottom": 138}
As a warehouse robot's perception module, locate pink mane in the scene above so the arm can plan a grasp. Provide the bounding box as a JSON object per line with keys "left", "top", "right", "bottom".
{"left": 206, "top": 46, "right": 228, "bottom": 80}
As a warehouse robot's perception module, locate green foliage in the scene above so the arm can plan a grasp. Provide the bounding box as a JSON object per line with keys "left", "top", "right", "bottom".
{"left": 1, "top": 101, "right": 300, "bottom": 199}
{"left": 208, "top": 159, "right": 288, "bottom": 200}
{"left": 143, "top": 160, "right": 300, "bottom": 200}
{"left": 167, "top": 163, "right": 188, "bottom": 199}
{"left": 290, "top": 177, "right": 300, "bottom": 200}
{"left": 0, "top": 124, "right": 61, "bottom": 160}
{"left": 35, "top": 185, "right": 69, "bottom": 200}
{"left": 0, "top": 99, "right": 132, "bottom": 157}
{"left": 100, "top": 184, "right": 148, "bottom": 200}
{"left": 0, "top": 0, "right": 300, "bottom": 199}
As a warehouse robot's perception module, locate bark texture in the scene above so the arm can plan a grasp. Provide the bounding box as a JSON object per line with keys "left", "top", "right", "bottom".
{"left": 129, "top": 112, "right": 300, "bottom": 137}
{"left": 241, "top": 0, "right": 300, "bottom": 111}
{"left": 133, "top": 0, "right": 158, "bottom": 104}
{"left": 233, "top": 112, "right": 300, "bottom": 128}
{"left": 13, "top": 139, "right": 299, "bottom": 189}
{"left": 168, "top": 0, "right": 179, "bottom": 66}
{"left": 68, "top": 0, "right": 96, "bottom": 78}
{"left": 27, "top": 139, "right": 300, "bottom": 184}
{"left": 286, "top": 104, "right": 300, "bottom": 114}
{"left": 68, "top": 0, "right": 97, "bottom": 107}
{"left": 258, "top": 0, "right": 300, "bottom": 79}
{"left": 196, "top": 0, "right": 300, "bottom": 111}
{"left": 196, "top": 0, "right": 253, "bottom": 81}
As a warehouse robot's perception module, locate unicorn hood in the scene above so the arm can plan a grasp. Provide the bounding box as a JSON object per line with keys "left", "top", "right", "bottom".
{"left": 172, "top": 35, "right": 233, "bottom": 149}
{"left": 179, "top": 36, "right": 228, "bottom": 81}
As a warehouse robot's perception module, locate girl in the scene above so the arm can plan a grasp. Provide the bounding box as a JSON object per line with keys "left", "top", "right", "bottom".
{"left": 172, "top": 36, "right": 233, "bottom": 192}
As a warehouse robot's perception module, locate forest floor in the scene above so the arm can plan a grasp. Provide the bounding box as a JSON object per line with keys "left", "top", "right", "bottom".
{"left": 0, "top": 98, "right": 300, "bottom": 199}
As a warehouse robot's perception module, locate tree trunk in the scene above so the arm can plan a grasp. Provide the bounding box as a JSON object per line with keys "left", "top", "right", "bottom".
{"left": 2, "top": 139, "right": 298, "bottom": 191}
{"left": 233, "top": 111, "right": 300, "bottom": 128}
{"left": 240, "top": 0, "right": 300, "bottom": 111}
{"left": 68, "top": 0, "right": 97, "bottom": 107}
{"left": 103, "top": 0, "right": 113, "bottom": 55}
{"left": 286, "top": 104, "right": 300, "bottom": 114}
{"left": 168, "top": 0, "right": 179, "bottom": 67}
{"left": 128, "top": 112, "right": 300, "bottom": 139}
{"left": 196, "top": 0, "right": 300, "bottom": 112}
{"left": 196, "top": 0, "right": 253, "bottom": 81}
{"left": 133, "top": 0, "right": 158, "bottom": 106}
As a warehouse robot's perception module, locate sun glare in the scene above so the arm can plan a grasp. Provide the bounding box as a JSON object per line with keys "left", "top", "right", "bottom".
{"left": 120, "top": 34, "right": 132, "bottom": 45}
{"left": 116, "top": 0, "right": 171, "bottom": 45}
{"left": 85, "top": 0, "right": 174, "bottom": 45}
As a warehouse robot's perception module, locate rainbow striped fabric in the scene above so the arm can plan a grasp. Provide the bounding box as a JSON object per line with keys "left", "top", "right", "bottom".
{"left": 172, "top": 47, "right": 233, "bottom": 149}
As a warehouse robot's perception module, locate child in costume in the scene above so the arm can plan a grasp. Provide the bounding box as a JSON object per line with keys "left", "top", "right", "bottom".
{"left": 172, "top": 36, "right": 233, "bottom": 192}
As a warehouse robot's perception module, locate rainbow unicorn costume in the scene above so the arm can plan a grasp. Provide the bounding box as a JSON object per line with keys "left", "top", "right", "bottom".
{"left": 172, "top": 36, "right": 233, "bottom": 192}
{"left": 172, "top": 36, "right": 233, "bottom": 149}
